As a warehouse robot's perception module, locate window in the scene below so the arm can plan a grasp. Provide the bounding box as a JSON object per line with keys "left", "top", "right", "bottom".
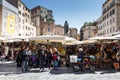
{"left": 110, "top": 11, "right": 112, "bottom": 16}
{"left": 22, "top": 13, "right": 25, "bottom": 17}
{"left": 19, "top": 18, "right": 21, "bottom": 23}
{"left": 26, "top": 26, "right": 27, "bottom": 30}
{"left": 113, "top": 17, "right": 115, "bottom": 23}
{"left": 110, "top": 19, "right": 112, "bottom": 24}
{"left": 48, "top": 26, "right": 50, "bottom": 32}
{"left": 109, "top": 9, "right": 115, "bottom": 17}
{"left": 31, "top": 11, "right": 34, "bottom": 15}
{"left": 105, "top": 30, "right": 106, "bottom": 34}
{"left": 26, "top": 19, "right": 27, "bottom": 22}
{"left": 110, "top": 27, "right": 112, "bottom": 33}
{"left": 107, "top": 21, "right": 109, "bottom": 26}
{"left": 107, "top": 5, "right": 109, "bottom": 11}
{"left": 105, "top": 22, "right": 106, "bottom": 27}
{"left": 107, "top": 13, "right": 109, "bottom": 18}
{"left": 41, "top": 10, "right": 43, "bottom": 13}
{"left": 19, "top": 34, "right": 21, "bottom": 36}
{"left": 23, "top": 19, "right": 24, "bottom": 24}
{"left": 103, "top": 16, "right": 106, "bottom": 21}
{"left": 25, "top": 13, "right": 27, "bottom": 17}
{"left": 28, "top": 15, "right": 29, "bottom": 18}
{"left": 107, "top": 29, "right": 109, "bottom": 34}
{"left": 44, "top": 11, "right": 46, "bottom": 14}
{"left": 113, "top": 26, "right": 115, "bottom": 32}
{"left": 34, "top": 20, "right": 37, "bottom": 26}
{"left": 112, "top": 9, "right": 115, "bottom": 14}
{"left": 18, "top": 11, "right": 21, "bottom": 15}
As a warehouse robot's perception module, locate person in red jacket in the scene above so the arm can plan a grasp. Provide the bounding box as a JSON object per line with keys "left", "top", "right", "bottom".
{"left": 52, "top": 48, "right": 59, "bottom": 70}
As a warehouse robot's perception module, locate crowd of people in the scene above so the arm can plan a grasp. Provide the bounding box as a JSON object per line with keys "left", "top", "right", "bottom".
{"left": 16, "top": 45, "right": 60, "bottom": 72}
{"left": 0, "top": 42, "right": 60, "bottom": 72}
{"left": 0, "top": 42, "right": 120, "bottom": 72}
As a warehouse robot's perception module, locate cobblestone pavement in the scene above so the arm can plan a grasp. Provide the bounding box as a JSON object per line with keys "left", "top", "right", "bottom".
{"left": 0, "top": 61, "right": 120, "bottom": 80}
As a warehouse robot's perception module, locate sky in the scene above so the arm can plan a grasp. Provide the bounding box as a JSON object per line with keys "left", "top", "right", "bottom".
{"left": 22, "top": 0, "right": 106, "bottom": 32}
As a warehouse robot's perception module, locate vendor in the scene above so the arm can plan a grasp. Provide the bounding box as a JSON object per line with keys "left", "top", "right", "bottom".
{"left": 78, "top": 48, "right": 85, "bottom": 62}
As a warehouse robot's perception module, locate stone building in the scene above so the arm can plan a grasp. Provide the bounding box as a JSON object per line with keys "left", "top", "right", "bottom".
{"left": 97, "top": 0, "right": 120, "bottom": 36}
{"left": 83, "top": 26, "right": 97, "bottom": 40}
{"left": 69, "top": 28, "right": 77, "bottom": 39}
{"left": 6, "top": 0, "right": 36, "bottom": 37}
{"left": 80, "top": 22, "right": 98, "bottom": 40}
{"left": 31, "top": 6, "right": 54, "bottom": 36}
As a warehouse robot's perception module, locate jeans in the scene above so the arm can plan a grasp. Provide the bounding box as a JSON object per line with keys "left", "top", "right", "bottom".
{"left": 21, "top": 60, "right": 28, "bottom": 72}
{"left": 54, "top": 60, "right": 58, "bottom": 69}
{"left": 39, "top": 59, "right": 44, "bottom": 70}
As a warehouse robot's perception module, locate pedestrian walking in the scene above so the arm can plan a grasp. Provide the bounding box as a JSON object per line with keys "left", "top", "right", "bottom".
{"left": 38, "top": 46, "right": 45, "bottom": 71}
{"left": 21, "top": 46, "right": 29, "bottom": 72}
{"left": 16, "top": 48, "right": 22, "bottom": 67}
{"left": 46, "top": 49, "right": 53, "bottom": 69}
{"left": 52, "top": 48, "right": 59, "bottom": 70}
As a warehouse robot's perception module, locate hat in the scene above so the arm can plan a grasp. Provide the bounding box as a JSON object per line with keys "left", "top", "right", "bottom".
{"left": 42, "top": 46, "right": 45, "bottom": 48}
{"left": 79, "top": 48, "right": 83, "bottom": 51}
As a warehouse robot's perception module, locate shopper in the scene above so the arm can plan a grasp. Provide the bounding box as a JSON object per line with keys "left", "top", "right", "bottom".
{"left": 52, "top": 48, "right": 59, "bottom": 70}
{"left": 38, "top": 46, "right": 45, "bottom": 71}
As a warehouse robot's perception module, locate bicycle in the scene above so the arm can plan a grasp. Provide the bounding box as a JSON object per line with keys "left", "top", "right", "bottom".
{"left": 72, "top": 56, "right": 96, "bottom": 72}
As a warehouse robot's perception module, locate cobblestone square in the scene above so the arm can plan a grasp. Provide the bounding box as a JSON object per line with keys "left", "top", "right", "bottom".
{"left": 0, "top": 61, "right": 120, "bottom": 80}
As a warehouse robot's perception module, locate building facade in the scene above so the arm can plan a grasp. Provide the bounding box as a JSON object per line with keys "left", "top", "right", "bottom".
{"left": 17, "top": 0, "right": 36, "bottom": 37}
{"left": 5, "top": 0, "right": 77, "bottom": 39}
{"left": 83, "top": 26, "right": 97, "bottom": 40}
{"left": 0, "top": 0, "right": 18, "bottom": 38}
{"left": 31, "top": 6, "right": 54, "bottom": 36}
{"left": 77, "top": 34, "right": 80, "bottom": 41}
{"left": 6, "top": 0, "right": 36, "bottom": 37}
{"left": 54, "top": 25, "right": 64, "bottom": 35}
{"left": 80, "top": 21, "right": 98, "bottom": 40}
{"left": 98, "top": 0, "right": 120, "bottom": 36}
{"left": 68, "top": 28, "right": 77, "bottom": 39}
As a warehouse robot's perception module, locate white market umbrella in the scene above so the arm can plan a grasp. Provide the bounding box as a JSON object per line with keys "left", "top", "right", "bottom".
{"left": 112, "top": 34, "right": 120, "bottom": 39}
{"left": 29, "top": 35, "right": 78, "bottom": 45}
{"left": 62, "top": 37, "right": 78, "bottom": 45}
{"left": 0, "top": 37, "right": 6, "bottom": 41}
{"left": 89, "top": 36, "right": 118, "bottom": 40}
{"left": 74, "top": 39, "right": 98, "bottom": 45}
{"left": 30, "top": 35, "right": 66, "bottom": 44}
{"left": 7, "top": 36, "right": 30, "bottom": 42}
{"left": 30, "top": 35, "right": 64, "bottom": 41}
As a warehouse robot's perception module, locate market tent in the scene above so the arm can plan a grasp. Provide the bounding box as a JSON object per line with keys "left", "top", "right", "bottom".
{"left": 62, "top": 36, "right": 77, "bottom": 45}
{"left": 6, "top": 36, "right": 30, "bottom": 42}
{"left": 29, "top": 35, "right": 78, "bottom": 45}
{"left": 0, "top": 37, "right": 6, "bottom": 41}
{"left": 73, "top": 39, "right": 98, "bottom": 45}
{"left": 89, "top": 36, "right": 119, "bottom": 55}
{"left": 30, "top": 35, "right": 64, "bottom": 41}
{"left": 29, "top": 35, "right": 64, "bottom": 44}
{"left": 112, "top": 34, "right": 120, "bottom": 39}
{"left": 89, "top": 36, "right": 118, "bottom": 40}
